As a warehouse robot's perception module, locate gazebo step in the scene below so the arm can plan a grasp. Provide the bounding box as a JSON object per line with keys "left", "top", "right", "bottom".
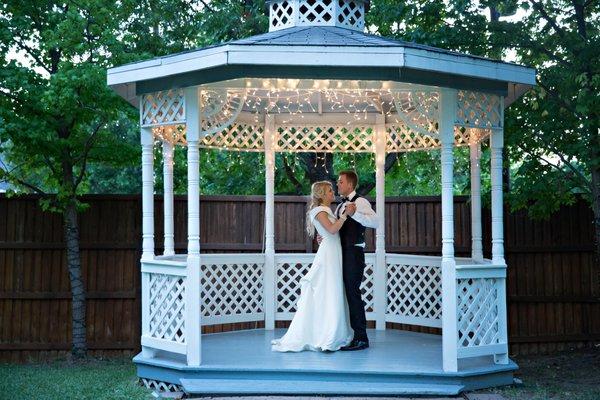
{"left": 180, "top": 377, "right": 465, "bottom": 396}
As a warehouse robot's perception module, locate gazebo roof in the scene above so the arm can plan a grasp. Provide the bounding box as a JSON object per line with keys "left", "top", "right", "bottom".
{"left": 108, "top": 25, "right": 535, "bottom": 108}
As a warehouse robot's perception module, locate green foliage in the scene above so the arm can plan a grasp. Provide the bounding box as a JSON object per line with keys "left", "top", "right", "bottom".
{"left": 0, "top": 1, "right": 201, "bottom": 210}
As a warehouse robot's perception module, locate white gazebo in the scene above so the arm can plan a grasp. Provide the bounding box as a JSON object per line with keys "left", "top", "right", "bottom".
{"left": 107, "top": 0, "right": 535, "bottom": 396}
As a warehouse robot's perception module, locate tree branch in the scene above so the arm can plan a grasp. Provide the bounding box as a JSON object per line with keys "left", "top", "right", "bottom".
{"left": 516, "top": 143, "right": 592, "bottom": 194}
{"left": 0, "top": 164, "right": 48, "bottom": 196}
{"left": 536, "top": 80, "right": 583, "bottom": 120}
{"left": 281, "top": 156, "right": 303, "bottom": 195}
{"left": 11, "top": 37, "right": 52, "bottom": 74}
{"left": 358, "top": 153, "right": 401, "bottom": 195}
{"left": 74, "top": 121, "right": 104, "bottom": 188}
{"left": 199, "top": 0, "right": 214, "bottom": 12}
{"left": 528, "top": 0, "right": 568, "bottom": 39}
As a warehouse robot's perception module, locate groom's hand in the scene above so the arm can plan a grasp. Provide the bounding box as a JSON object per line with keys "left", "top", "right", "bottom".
{"left": 316, "top": 234, "right": 323, "bottom": 245}
{"left": 345, "top": 203, "right": 357, "bottom": 216}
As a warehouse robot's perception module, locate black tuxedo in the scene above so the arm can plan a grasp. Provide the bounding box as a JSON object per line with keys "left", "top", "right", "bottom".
{"left": 336, "top": 193, "right": 369, "bottom": 343}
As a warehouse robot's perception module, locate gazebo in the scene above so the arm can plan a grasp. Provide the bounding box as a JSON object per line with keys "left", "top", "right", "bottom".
{"left": 107, "top": 0, "right": 535, "bottom": 396}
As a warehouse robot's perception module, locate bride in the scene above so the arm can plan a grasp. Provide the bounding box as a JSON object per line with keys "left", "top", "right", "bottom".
{"left": 271, "top": 181, "right": 354, "bottom": 352}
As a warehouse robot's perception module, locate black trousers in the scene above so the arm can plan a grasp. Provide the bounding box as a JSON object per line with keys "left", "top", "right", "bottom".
{"left": 342, "top": 246, "right": 368, "bottom": 342}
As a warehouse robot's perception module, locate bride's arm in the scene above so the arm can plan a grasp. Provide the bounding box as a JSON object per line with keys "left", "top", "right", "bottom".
{"left": 315, "top": 211, "right": 347, "bottom": 234}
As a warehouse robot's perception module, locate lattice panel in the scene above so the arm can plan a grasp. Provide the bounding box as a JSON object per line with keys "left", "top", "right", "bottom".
{"left": 386, "top": 124, "right": 440, "bottom": 152}
{"left": 141, "top": 90, "right": 185, "bottom": 126}
{"left": 337, "top": 0, "right": 365, "bottom": 29}
{"left": 148, "top": 273, "right": 185, "bottom": 343}
{"left": 361, "top": 261, "right": 375, "bottom": 312}
{"left": 392, "top": 91, "right": 439, "bottom": 137}
{"left": 277, "top": 126, "right": 373, "bottom": 152}
{"left": 200, "top": 89, "right": 246, "bottom": 135}
{"left": 298, "top": 0, "right": 335, "bottom": 24}
{"left": 457, "top": 278, "right": 501, "bottom": 348}
{"left": 386, "top": 264, "right": 442, "bottom": 320}
{"left": 201, "top": 262, "right": 264, "bottom": 317}
{"left": 276, "top": 261, "right": 374, "bottom": 313}
{"left": 277, "top": 261, "right": 313, "bottom": 313}
{"left": 200, "top": 123, "right": 264, "bottom": 151}
{"left": 456, "top": 90, "right": 502, "bottom": 129}
{"left": 152, "top": 124, "right": 187, "bottom": 145}
{"left": 270, "top": 0, "right": 295, "bottom": 30}
{"left": 140, "top": 378, "right": 183, "bottom": 393}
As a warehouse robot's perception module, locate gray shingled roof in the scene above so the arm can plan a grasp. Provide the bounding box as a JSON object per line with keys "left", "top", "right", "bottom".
{"left": 189, "top": 25, "right": 524, "bottom": 68}
{"left": 107, "top": 25, "right": 536, "bottom": 107}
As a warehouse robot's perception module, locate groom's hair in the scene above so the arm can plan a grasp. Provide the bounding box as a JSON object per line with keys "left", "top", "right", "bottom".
{"left": 339, "top": 170, "right": 358, "bottom": 189}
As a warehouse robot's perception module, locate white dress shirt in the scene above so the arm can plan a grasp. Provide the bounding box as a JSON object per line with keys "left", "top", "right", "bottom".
{"left": 334, "top": 190, "right": 378, "bottom": 247}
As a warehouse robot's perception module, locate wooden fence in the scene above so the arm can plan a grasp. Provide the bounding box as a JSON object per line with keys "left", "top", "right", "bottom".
{"left": 0, "top": 194, "right": 598, "bottom": 362}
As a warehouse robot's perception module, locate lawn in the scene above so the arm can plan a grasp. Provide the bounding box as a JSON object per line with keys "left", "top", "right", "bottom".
{"left": 0, "top": 356, "right": 153, "bottom": 400}
{"left": 1, "top": 347, "right": 598, "bottom": 400}
{"left": 477, "top": 346, "right": 600, "bottom": 400}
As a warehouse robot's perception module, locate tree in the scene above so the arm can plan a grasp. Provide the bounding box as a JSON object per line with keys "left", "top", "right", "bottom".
{"left": 368, "top": 0, "right": 600, "bottom": 259}
{"left": 0, "top": 0, "right": 200, "bottom": 359}
{"left": 486, "top": 0, "right": 600, "bottom": 260}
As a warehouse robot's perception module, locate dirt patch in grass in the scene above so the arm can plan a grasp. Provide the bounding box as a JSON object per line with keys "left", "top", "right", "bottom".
{"left": 474, "top": 347, "right": 600, "bottom": 400}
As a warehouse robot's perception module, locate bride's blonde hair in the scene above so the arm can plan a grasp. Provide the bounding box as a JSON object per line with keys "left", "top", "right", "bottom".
{"left": 306, "top": 181, "right": 333, "bottom": 238}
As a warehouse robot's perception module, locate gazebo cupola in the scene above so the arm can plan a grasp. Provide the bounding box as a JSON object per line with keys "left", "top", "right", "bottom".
{"left": 267, "top": 0, "right": 368, "bottom": 31}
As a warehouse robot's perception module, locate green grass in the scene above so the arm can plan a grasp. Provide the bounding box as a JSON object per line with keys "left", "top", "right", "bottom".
{"left": 0, "top": 357, "right": 153, "bottom": 400}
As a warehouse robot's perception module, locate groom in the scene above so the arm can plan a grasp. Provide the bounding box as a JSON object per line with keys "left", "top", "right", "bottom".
{"left": 334, "top": 170, "right": 378, "bottom": 351}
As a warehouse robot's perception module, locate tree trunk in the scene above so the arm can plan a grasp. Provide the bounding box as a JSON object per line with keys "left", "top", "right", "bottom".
{"left": 64, "top": 200, "right": 87, "bottom": 359}
{"left": 300, "top": 152, "right": 336, "bottom": 189}
{"left": 591, "top": 164, "right": 600, "bottom": 266}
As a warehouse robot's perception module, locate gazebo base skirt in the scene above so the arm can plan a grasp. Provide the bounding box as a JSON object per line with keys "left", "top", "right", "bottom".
{"left": 135, "top": 328, "right": 517, "bottom": 396}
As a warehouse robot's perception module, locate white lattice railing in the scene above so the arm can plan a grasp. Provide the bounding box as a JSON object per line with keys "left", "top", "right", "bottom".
{"left": 274, "top": 253, "right": 376, "bottom": 321}
{"left": 455, "top": 264, "right": 508, "bottom": 359}
{"left": 140, "top": 253, "right": 508, "bottom": 365}
{"left": 200, "top": 254, "right": 265, "bottom": 325}
{"left": 385, "top": 254, "right": 442, "bottom": 328}
{"left": 141, "top": 258, "right": 188, "bottom": 355}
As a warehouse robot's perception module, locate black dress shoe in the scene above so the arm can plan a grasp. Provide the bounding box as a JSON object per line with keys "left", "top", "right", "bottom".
{"left": 340, "top": 339, "right": 358, "bottom": 351}
{"left": 340, "top": 339, "right": 369, "bottom": 351}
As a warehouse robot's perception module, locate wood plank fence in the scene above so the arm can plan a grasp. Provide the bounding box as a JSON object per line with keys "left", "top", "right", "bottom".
{"left": 0, "top": 194, "right": 598, "bottom": 362}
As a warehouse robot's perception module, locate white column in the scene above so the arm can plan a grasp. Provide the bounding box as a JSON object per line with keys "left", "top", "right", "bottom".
{"left": 163, "top": 141, "right": 175, "bottom": 256}
{"left": 469, "top": 138, "right": 483, "bottom": 261}
{"left": 185, "top": 87, "right": 201, "bottom": 366}
{"left": 374, "top": 114, "right": 387, "bottom": 330}
{"left": 141, "top": 127, "right": 155, "bottom": 261}
{"left": 490, "top": 128, "right": 505, "bottom": 265}
{"left": 491, "top": 111, "right": 509, "bottom": 363}
{"left": 440, "top": 89, "right": 458, "bottom": 372}
{"left": 264, "top": 114, "right": 276, "bottom": 330}
{"left": 140, "top": 126, "right": 156, "bottom": 358}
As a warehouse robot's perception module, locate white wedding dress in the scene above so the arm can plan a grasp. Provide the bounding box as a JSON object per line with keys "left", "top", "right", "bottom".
{"left": 271, "top": 205, "right": 354, "bottom": 352}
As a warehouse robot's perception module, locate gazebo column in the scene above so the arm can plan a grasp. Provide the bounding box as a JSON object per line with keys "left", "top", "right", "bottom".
{"left": 469, "top": 137, "right": 483, "bottom": 261}
{"left": 163, "top": 141, "right": 175, "bottom": 256}
{"left": 490, "top": 120, "right": 509, "bottom": 364}
{"left": 264, "top": 114, "right": 276, "bottom": 330}
{"left": 141, "top": 128, "right": 155, "bottom": 261}
{"left": 185, "top": 87, "right": 202, "bottom": 366}
{"left": 140, "top": 127, "right": 156, "bottom": 359}
{"left": 374, "top": 114, "right": 387, "bottom": 330}
{"left": 440, "top": 89, "right": 458, "bottom": 372}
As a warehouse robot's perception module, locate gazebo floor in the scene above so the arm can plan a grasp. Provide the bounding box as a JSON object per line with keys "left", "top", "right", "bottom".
{"left": 134, "top": 328, "right": 517, "bottom": 396}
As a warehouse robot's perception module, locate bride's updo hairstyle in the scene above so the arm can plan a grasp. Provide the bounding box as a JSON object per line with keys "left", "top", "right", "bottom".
{"left": 306, "top": 181, "right": 332, "bottom": 238}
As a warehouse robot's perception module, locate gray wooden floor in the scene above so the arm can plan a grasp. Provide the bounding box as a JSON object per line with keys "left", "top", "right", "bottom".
{"left": 187, "top": 328, "right": 509, "bottom": 376}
